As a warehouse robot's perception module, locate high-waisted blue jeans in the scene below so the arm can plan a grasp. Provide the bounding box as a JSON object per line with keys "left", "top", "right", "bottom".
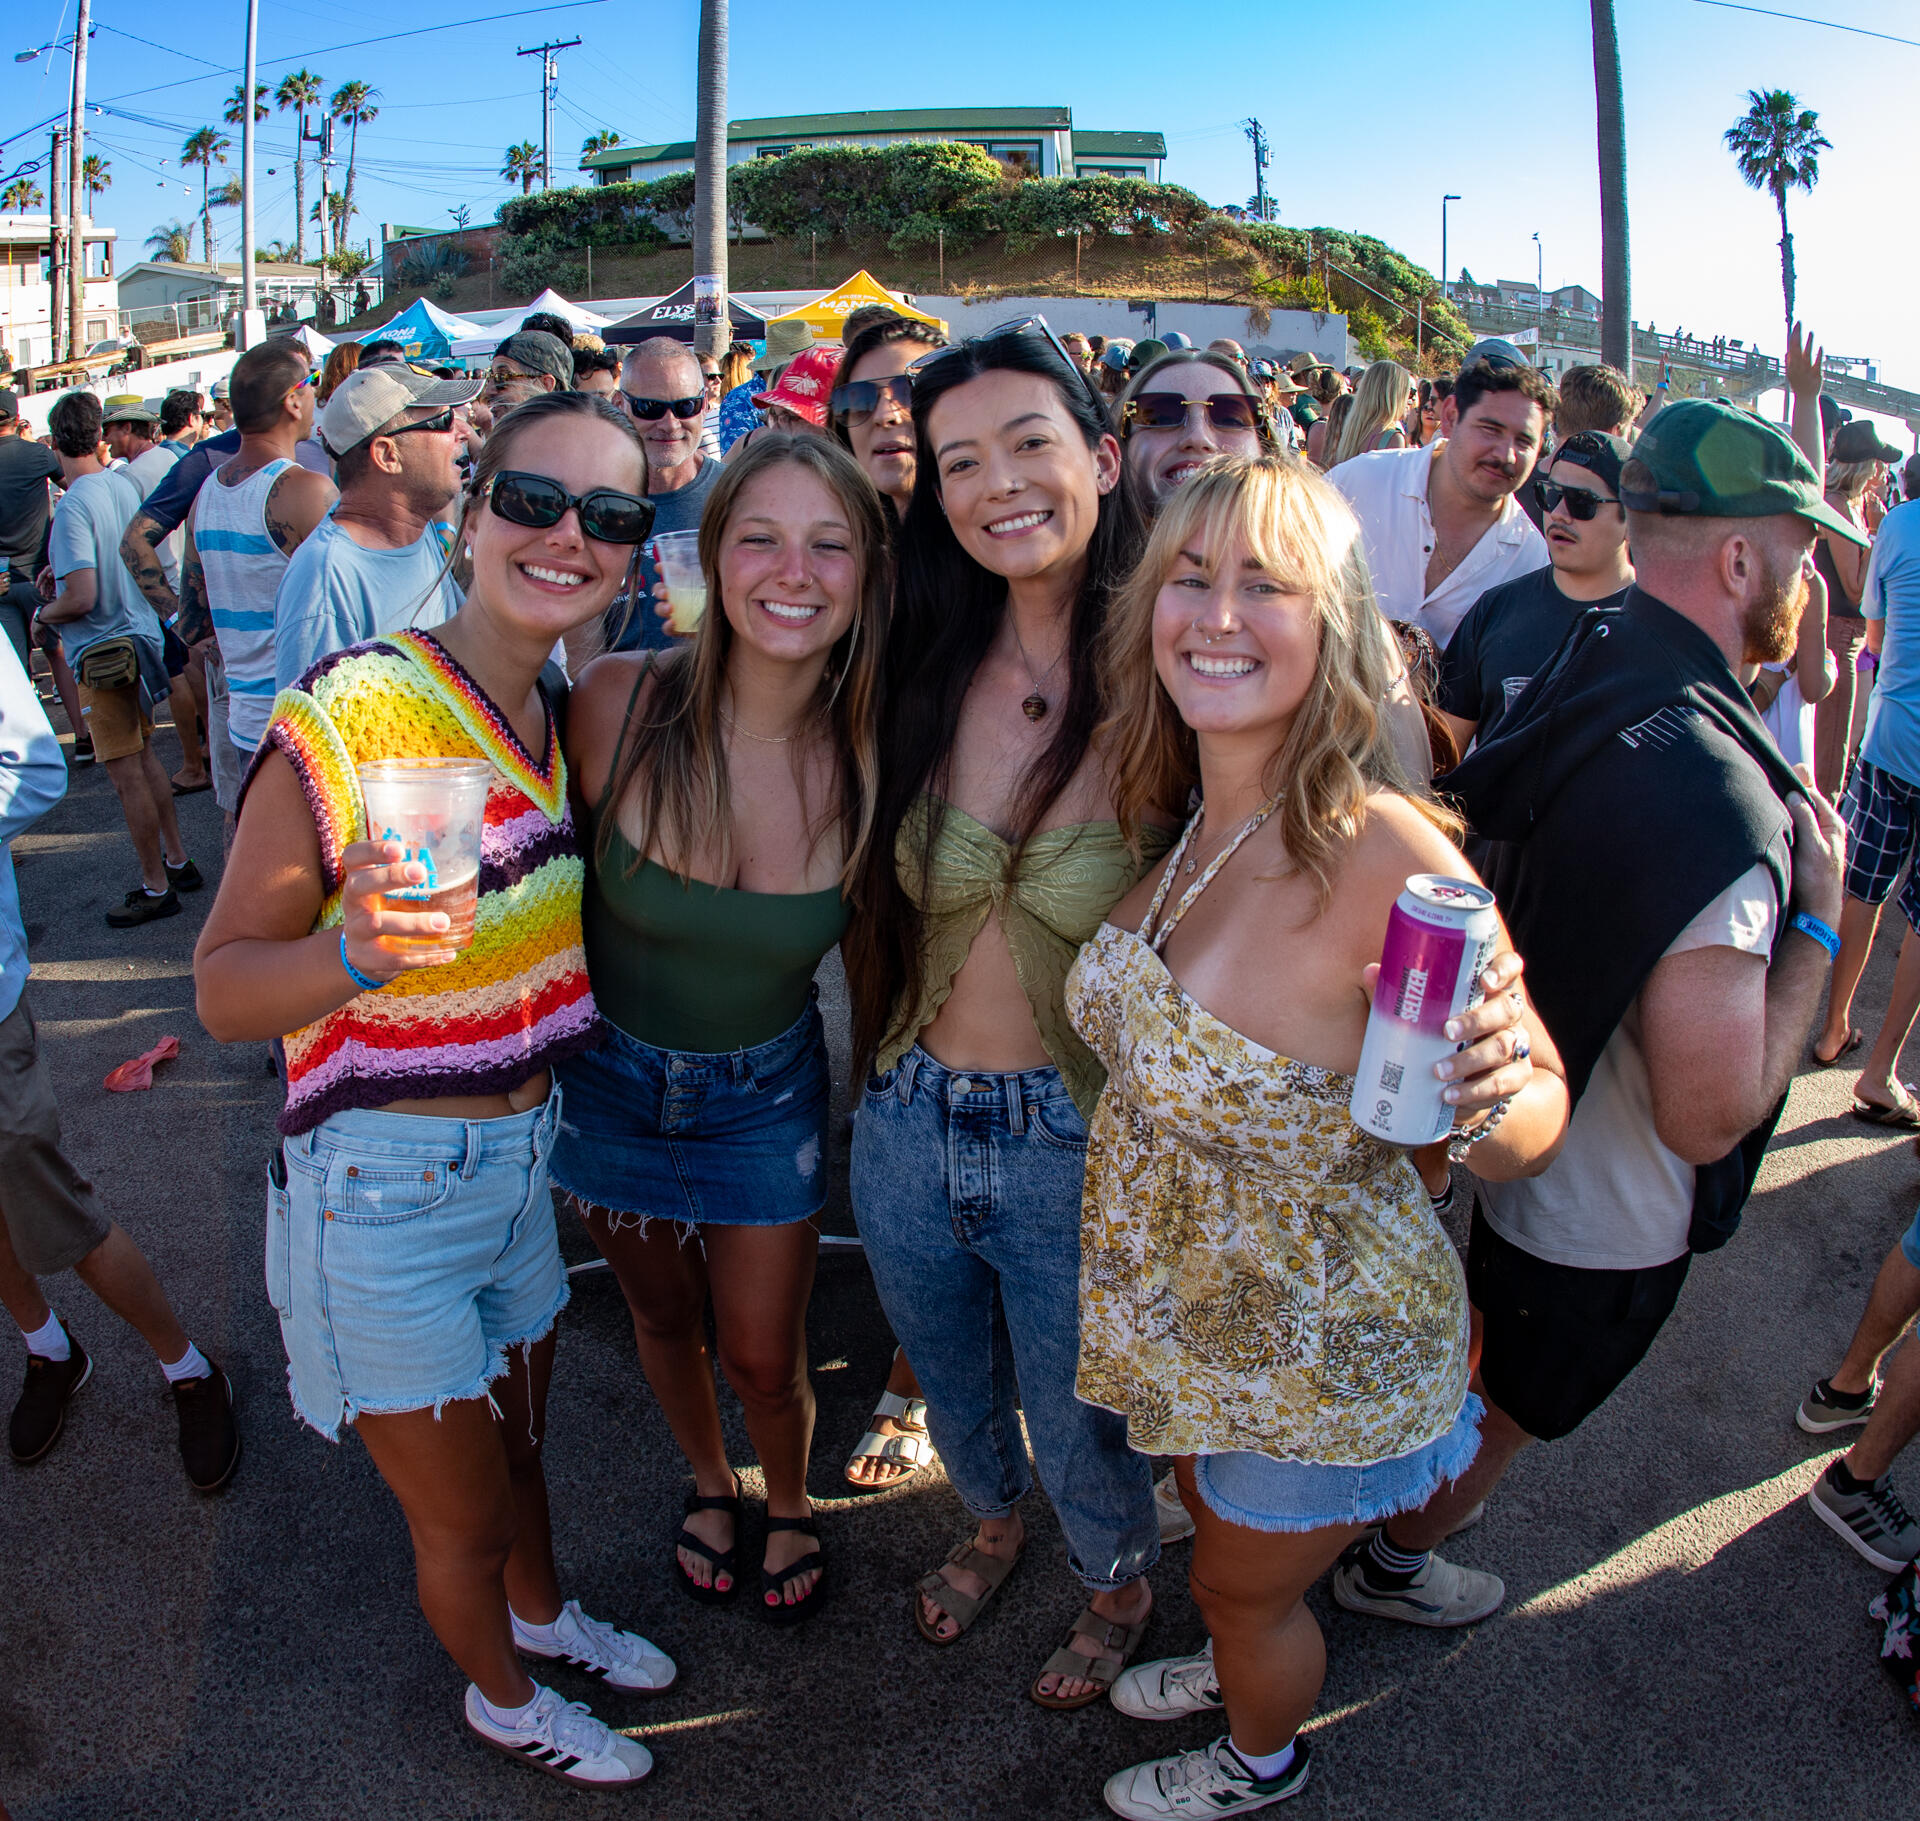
{"left": 850, "top": 1045, "right": 1158, "bottom": 1592}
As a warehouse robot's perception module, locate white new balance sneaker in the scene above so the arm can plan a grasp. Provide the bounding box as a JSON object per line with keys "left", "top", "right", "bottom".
{"left": 1104, "top": 1736, "right": 1312, "bottom": 1818}
{"left": 1330, "top": 1545, "right": 1504, "bottom": 1627}
{"left": 512, "top": 1599, "right": 678, "bottom": 1693}
{"left": 1111, "top": 1639, "right": 1222, "bottom": 1721}
{"left": 463, "top": 1683, "right": 654, "bottom": 1787}
{"left": 1154, "top": 1470, "right": 1196, "bottom": 1544}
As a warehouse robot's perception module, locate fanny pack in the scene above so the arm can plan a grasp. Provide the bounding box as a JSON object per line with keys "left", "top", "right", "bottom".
{"left": 76, "top": 636, "right": 140, "bottom": 693}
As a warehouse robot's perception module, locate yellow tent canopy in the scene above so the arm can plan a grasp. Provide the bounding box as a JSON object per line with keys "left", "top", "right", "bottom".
{"left": 764, "top": 270, "right": 948, "bottom": 340}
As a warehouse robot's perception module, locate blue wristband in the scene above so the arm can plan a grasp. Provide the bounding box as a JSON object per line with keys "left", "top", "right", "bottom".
{"left": 1790, "top": 911, "right": 1840, "bottom": 961}
{"left": 340, "top": 930, "right": 389, "bottom": 992}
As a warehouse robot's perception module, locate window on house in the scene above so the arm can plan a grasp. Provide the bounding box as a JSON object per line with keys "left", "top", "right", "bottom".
{"left": 965, "top": 140, "right": 1045, "bottom": 176}
{"left": 756, "top": 145, "right": 797, "bottom": 159}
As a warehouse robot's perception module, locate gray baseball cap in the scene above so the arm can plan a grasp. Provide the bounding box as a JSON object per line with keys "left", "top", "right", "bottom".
{"left": 494, "top": 330, "right": 573, "bottom": 388}
{"left": 318, "top": 365, "right": 483, "bottom": 457}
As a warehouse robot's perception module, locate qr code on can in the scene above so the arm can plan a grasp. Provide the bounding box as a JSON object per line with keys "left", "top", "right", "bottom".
{"left": 1380, "top": 1061, "right": 1404, "bottom": 1093}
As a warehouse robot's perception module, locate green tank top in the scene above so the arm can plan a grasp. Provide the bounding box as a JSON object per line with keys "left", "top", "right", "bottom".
{"left": 582, "top": 665, "right": 849, "bottom": 1053}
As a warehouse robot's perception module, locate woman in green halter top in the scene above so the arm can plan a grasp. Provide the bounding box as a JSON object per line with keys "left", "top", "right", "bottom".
{"left": 554, "top": 435, "right": 890, "bottom": 1628}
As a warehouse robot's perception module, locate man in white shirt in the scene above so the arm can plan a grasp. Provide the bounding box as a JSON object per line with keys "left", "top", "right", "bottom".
{"left": 1330, "top": 342, "right": 1551, "bottom": 648}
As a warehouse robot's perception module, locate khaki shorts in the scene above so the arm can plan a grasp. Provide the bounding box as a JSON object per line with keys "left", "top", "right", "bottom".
{"left": 0, "top": 994, "right": 111, "bottom": 1276}
{"left": 77, "top": 677, "right": 152, "bottom": 763}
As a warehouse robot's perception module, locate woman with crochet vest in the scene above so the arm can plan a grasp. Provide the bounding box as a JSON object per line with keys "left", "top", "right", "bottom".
{"left": 193, "top": 394, "right": 669, "bottom": 1791}
{"left": 552, "top": 434, "right": 888, "bottom": 1627}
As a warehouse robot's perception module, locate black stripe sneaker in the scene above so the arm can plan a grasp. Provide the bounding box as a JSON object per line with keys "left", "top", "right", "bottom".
{"left": 1331, "top": 1542, "right": 1504, "bottom": 1627}
{"left": 511, "top": 1599, "right": 677, "bottom": 1693}
{"left": 1797, "top": 1376, "right": 1877, "bottom": 1434}
{"left": 1103, "top": 1735, "right": 1311, "bottom": 1818}
{"left": 10, "top": 1337, "right": 92, "bottom": 1463}
{"left": 463, "top": 1684, "right": 653, "bottom": 1787}
{"left": 1808, "top": 1463, "right": 1920, "bottom": 1572}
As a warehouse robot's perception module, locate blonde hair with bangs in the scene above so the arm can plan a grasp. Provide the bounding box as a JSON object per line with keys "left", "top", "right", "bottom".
{"left": 1102, "top": 454, "right": 1457, "bottom": 904}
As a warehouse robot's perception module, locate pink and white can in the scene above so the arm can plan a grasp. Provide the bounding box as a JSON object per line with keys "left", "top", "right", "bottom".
{"left": 1350, "top": 875, "right": 1501, "bottom": 1146}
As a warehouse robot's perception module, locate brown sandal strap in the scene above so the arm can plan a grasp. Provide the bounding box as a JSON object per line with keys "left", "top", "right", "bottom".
{"left": 914, "top": 1537, "right": 1021, "bottom": 1632}
{"left": 1035, "top": 1606, "right": 1149, "bottom": 1690}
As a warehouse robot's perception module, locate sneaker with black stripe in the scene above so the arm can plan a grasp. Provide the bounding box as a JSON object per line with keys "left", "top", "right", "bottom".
{"left": 1796, "top": 1375, "right": 1877, "bottom": 1435}
{"left": 463, "top": 1683, "right": 653, "bottom": 1787}
{"left": 511, "top": 1599, "right": 677, "bottom": 1693}
{"left": 1808, "top": 1463, "right": 1920, "bottom": 1572}
{"left": 1104, "top": 1735, "right": 1311, "bottom": 1818}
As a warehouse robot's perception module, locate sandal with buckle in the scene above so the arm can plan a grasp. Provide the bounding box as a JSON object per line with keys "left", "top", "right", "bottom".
{"left": 845, "top": 1389, "right": 935, "bottom": 1488}
{"left": 1029, "top": 1601, "right": 1152, "bottom": 1711}
{"left": 672, "top": 1477, "right": 741, "bottom": 1605}
{"left": 913, "top": 1535, "right": 1024, "bottom": 1645}
{"left": 759, "top": 1510, "right": 826, "bottom": 1627}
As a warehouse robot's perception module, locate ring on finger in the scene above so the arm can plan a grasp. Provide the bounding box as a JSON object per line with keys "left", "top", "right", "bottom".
{"left": 1513, "top": 1032, "right": 1531, "bottom": 1062}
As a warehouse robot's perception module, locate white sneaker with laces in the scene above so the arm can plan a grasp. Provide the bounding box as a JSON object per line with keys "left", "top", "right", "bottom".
{"left": 512, "top": 1598, "right": 678, "bottom": 1693}
{"left": 1154, "top": 1470, "right": 1196, "bottom": 1544}
{"left": 1111, "top": 1639, "right": 1222, "bottom": 1721}
{"left": 1104, "top": 1735, "right": 1311, "bottom": 1818}
{"left": 1331, "top": 1545, "right": 1504, "bottom": 1627}
{"left": 463, "top": 1682, "right": 654, "bottom": 1787}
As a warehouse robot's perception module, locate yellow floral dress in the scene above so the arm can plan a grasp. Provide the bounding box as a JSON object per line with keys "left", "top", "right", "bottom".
{"left": 1067, "top": 808, "right": 1471, "bottom": 1467}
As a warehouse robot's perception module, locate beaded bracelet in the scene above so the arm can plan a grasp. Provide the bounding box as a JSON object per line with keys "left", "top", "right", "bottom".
{"left": 340, "top": 931, "right": 389, "bottom": 993}
{"left": 1448, "top": 1094, "right": 1513, "bottom": 1161}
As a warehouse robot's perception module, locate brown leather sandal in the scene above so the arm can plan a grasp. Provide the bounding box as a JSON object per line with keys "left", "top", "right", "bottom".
{"left": 1029, "top": 1603, "right": 1151, "bottom": 1710}
{"left": 912, "top": 1536, "right": 1024, "bottom": 1645}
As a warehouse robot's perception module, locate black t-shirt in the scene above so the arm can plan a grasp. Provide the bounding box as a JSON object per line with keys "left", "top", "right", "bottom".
{"left": 0, "top": 438, "right": 62, "bottom": 585}
{"left": 1438, "top": 564, "right": 1631, "bottom": 747}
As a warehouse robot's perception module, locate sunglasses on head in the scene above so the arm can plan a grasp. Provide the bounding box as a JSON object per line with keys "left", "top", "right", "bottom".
{"left": 830, "top": 372, "right": 915, "bottom": 426}
{"left": 621, "top": 390, "right": 706, "bottom": 421}
{"left": 487, "top": 470, "right": 656, "bottom": 544}
{"left": 916, "top": 315, "right": 1107, "bottom": 417}
{"left": 1125, "top": 391, "right": 1260, "bottom": 434}
{"left": 1534, "top": 477, "right": 1620, "bottom": 521}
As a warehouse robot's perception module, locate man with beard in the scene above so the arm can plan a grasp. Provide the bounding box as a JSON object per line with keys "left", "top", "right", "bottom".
{"left": 1330, "top": 345, "right": 1551, "bottom": 649}
{"left": 1327, "top": 402, "right": 1857, "bottom": 1628}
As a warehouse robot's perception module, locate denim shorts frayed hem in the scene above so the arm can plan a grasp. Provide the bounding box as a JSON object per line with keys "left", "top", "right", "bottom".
{"left": 1192, "top": 1394, "right": 1485, "bottom": 1535}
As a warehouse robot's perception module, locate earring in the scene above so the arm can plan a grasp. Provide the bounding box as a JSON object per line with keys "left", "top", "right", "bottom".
{"left": 463, "top": 544, "right": 472, "bottom": 559}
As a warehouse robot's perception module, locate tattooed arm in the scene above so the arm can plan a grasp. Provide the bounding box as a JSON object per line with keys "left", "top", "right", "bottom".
{"left": 120, "top": 511, "right": 181, "bottom": 623}
{"left": 264, "top": 467, "right": 337, "bottom": 558}
{"left": 177, "top": 523, "right": 215, "bottom": 649}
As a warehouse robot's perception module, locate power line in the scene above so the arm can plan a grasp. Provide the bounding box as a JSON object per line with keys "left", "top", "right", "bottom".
{"left": 1689, "top": 1, "right": 1920, "bottom": 49}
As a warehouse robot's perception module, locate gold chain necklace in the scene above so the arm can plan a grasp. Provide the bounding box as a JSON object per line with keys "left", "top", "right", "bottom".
{"left": 721, "top": 704, "right": 798, "bottom": 745}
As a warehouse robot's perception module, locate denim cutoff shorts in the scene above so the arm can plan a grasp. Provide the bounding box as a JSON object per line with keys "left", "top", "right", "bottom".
{"left": 551, "top": 997, "right": 829, "bottom": 1230}
{"left": 269, "top": 1088, "right": 568, "bottom": 1441}
{"left": 1193, "top": 1394, "right": 1485, "bottom": 1534}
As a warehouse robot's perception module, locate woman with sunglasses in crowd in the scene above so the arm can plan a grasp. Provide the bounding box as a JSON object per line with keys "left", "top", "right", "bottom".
{"left": 1113, "top": 349, "right": 1275, "bottom": 514}
{"left": 843, "top": 320, "right": 1171, "bottom": 1708}
{"left": 193, "top": 393, "right": 670, "bottom": 1789}
{"left": 1078, "top": 457, "right": 1561, "bottom": 1819}
{"left": 552, "top": 434, "right": 890, "bottom": 1624}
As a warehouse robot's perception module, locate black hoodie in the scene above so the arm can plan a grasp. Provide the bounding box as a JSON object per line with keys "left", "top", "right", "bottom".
{"left": 1442, "top": 587, "right": 1800, "bottom": 1252}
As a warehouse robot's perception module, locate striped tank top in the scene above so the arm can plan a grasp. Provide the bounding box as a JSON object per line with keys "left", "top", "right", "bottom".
{"left": 192, "top": 456, "right": 292, "bottom": 752}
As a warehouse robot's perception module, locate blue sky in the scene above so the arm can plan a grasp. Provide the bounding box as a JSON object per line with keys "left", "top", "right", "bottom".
{"left": 2, "top": 0, "right": 1911, "bottom": 406}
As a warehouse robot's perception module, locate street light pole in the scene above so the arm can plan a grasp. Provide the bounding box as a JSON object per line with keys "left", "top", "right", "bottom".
{"left": 1442, "top": 194, "right": 1460, "bottom": 302}
{"left": 66, "top": 0, "right": 89, "bottom": 365}
{"left": 1533, "top": 231, "right": 1543, "bottom": 310}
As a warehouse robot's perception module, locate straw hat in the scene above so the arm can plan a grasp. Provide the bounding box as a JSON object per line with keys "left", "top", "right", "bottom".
{"left": 752, "top": 319, "right": 817, "bottom": 374}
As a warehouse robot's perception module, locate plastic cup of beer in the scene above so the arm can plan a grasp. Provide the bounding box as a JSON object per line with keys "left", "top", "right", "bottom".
{"left": 655, "top": 530, "right": 707, "bottom": 635}
{"left": 357, "top": 757, "right": 493, "bottom": 954}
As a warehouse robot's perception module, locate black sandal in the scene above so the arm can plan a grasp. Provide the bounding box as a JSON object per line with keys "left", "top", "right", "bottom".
{"left": 673, "top": 1479, "right": 741, "bottom": 1605}
{"left": 759, "top": 1512, "right": 826, "bottom": 1627}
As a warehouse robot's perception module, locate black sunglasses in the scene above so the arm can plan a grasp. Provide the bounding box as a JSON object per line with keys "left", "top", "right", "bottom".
{"left": 830, "top": 372, "right": 915, "bottom": 425}
{"left": 382, "top": 405, "right": 458, "bottom": 440}
{"left": 487, "top": 471, "right": 656, "bottom": 545}
{"left": 621, "top": 390, "right": 706, "bottom": 421}
{"left": 915, "top": 314, "right": 1107, "bottom": 418}
{"left": 1125, "top": 391, "right": 1260, "bottom": 434}
{"left": 1534, "top": 477, "right": 1621, "bottom": 521}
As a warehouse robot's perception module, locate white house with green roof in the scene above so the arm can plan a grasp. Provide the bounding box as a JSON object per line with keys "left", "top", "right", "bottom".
{"left": 579, "top": 109, "right": 1166, "bottom": 185}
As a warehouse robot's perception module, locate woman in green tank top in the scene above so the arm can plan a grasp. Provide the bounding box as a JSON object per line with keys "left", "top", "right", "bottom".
{"left": 553, "top": 436, "right": 890, "bottom": 1627}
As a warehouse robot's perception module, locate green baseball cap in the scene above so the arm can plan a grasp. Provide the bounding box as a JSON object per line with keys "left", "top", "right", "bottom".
{"left": 1622, "top": 398, "right": 1868, "bottom": 547}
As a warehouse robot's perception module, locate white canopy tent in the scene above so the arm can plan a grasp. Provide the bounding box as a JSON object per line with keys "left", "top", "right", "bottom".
{"left": 273, "top": 322, "right": 336, "bottom": 363}
{"left": 449, "top": 289, "right": 615, "bottom": 359}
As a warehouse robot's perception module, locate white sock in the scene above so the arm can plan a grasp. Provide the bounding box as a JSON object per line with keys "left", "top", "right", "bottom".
{"left": 21, "top": 1310, "right": 70, "bottom": 1361}
{"left": 510, "top": 1606, "right": 565, "bottom": 1645}
{"left": 479, "top": 1685, "right": 544, "bottom": 1728}
{"left": 1229, "top": 1738, "right": 1296, "bottom": 1782}
{"left": 159, "top": 1340, "right": 211, "bottom": 1383}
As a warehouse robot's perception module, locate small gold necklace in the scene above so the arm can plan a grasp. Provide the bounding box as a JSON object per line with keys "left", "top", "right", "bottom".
{"left": 721, "top": 704, "right": 798, "bottom": 745}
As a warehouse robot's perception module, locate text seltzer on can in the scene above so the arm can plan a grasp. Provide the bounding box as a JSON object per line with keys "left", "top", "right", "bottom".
{"left": 1349, "top": 875, "right": 1502, "bottom": 1146}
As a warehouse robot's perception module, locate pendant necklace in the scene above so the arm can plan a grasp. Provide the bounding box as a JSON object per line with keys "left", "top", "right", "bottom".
{"left": 1009, "top": 617, "right": 1065, "bottom": 722}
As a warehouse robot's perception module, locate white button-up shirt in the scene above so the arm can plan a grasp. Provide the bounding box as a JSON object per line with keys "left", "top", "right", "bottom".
{"left": 1329, "top": 442, "right": 1548, "bottom": 649}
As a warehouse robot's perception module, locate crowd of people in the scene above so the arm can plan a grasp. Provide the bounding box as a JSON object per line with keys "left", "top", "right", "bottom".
{"left": 2, "top": 286, "right": 1918, "bottom": 1808}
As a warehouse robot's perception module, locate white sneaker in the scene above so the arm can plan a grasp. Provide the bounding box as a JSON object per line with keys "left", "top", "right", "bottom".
{"left": 1154, "top": 1471, "right": 1196, "bottom": 1544}
{"left": 1104, "top": 1736, "right": 1312, "bottom": 1818}
{"left": 1330, "top": 1545, "right": 1504, "bottom": 1627}
{"left": 463, "top": 1682, "right": 654, "bottom": 1787}
{"left": 512, "top": 1599, "right": 678, "bottom": 1694}
{"left": 1111, "top": 1639, "right": 1222, "bottom": 1721}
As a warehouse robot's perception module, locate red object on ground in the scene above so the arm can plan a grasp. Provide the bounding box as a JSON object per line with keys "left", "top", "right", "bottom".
{"left": 104, "top": 1035, "right": 181, "bottom": 1093}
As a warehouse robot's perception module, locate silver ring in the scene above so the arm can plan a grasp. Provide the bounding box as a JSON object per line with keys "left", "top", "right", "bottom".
{"left": 1513, "top": 1034, "right": 1532, "bottom": 1061}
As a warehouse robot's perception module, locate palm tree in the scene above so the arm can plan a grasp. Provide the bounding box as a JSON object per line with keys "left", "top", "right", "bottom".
{"left": 328, "top": 81, "right": 379, "bottom": 247}
{"left": 180, "top": 126, "right": 230, "bottom": 263}
{"left": 1589, "top": 0, "right": 1631, "bottom": 375}
{"left": 2, "top": 179, "right": 46, "bottom": 213}
{"left": 275, "top": 69, "right": 323, "bottom": 265}
{"left": 580, "top": 128, "right": 621, "bottom": 166}
{"left": 692, "top": 0, "right": 728, "bottom": 359}
{"left": 145, "top": 220, "right": 192, "bottom": 262}
{"left": 224, "top": 82, "right": 269, "bottom": 129}
{"left": 81, "top": 154, "right": 111, "bottom": 214}
{"left": 502, "top": 142, "right": 541, "bottom": 194}
{"left": 1724, "top": 89, "right": 1829, "bottom": 347}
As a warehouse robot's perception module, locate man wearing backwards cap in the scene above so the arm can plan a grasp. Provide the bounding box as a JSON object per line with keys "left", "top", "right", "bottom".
{"left": 1330, "top": 401, "right": 1859, "bottom": 1627}
{"left": 1438, "top": 429, "right": 1636, "bottom": 754}
{"left": 482, "top": 329, "right": 573, "bottom": 422}
{"left": 273, "top": 365, "right": 479, "bottom": 690}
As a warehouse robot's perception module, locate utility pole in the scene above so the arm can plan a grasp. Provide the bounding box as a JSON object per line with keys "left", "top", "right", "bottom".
{"left": 1241, "top": 118, "right": 1272, "bottom": 223}
{"left": 240, "top": 0, "right": 258, "bottom": 335}
{"left": 48, "top": 127, "right": 66, "bottom": 364}
{"left": 516, "top": 38, "right": 579, "bottom": 191}
{"left": 1441, "top": 194, "right": 1460, "bottom": 302}
{"left": 66, "top": 0, "right": 89, "bottom": 365}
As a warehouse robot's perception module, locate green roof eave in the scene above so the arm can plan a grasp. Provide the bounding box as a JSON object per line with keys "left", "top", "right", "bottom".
{"left": 1073, "top": 131, "right": 1167, "bottom": 157}
{"left": 726, "top": 107, "right": 1071, "bottom": 137}
{"left": 581, "top": 140, "right": 691, "bottom": 170}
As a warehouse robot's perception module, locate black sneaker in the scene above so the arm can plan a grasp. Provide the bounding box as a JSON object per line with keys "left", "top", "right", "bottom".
{"left": 106, "top": 887, "right": 182, "bottom": 929}
{"left": 165, "top": 858, "right": 205, "bottom": 893}
{"left": 71, "top": 736, "right": 94, "bottom": 767}
{"left": 10, "top": 1338, "right": 93, "bottom": 1463}
{"left": 172, "top": 1363, "right": 241, "bottom": 1492}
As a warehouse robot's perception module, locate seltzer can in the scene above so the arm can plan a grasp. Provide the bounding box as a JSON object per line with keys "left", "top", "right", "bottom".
{"left": 1349, "top": 875, "right": 1502, "bottom": 1146}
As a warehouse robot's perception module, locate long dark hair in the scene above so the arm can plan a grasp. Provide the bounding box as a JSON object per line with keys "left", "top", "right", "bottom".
{"left": 843, "top": 328, "right": 1144, "bottom": 1068}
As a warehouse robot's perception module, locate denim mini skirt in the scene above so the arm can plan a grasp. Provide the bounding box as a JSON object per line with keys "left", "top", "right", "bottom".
{"left": 551, "top": 998, "right": 830, "bottom": 1229}
{"left": 1192, "top": 1394, "right": 1485, "bottom": 1534}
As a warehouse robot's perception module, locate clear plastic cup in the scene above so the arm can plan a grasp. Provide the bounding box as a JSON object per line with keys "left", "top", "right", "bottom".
{"left": 357, "top": 757, "right": 494, "bottom": 953}
{"left": 654, "top": 529, "right": 707, "bottom": 635}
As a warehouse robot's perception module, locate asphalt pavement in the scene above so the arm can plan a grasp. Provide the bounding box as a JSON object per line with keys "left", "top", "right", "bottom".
{"left": 3, "top": 696, "right": 1918, "bottom": 1821}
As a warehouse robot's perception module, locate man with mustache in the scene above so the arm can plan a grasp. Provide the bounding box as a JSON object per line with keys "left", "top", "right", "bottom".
{"left": 1329, "top": 341, "right": 1552, "bottom": 650}
{"left": 1330, "top": 402, "right": 1861, "bottom": 1628}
